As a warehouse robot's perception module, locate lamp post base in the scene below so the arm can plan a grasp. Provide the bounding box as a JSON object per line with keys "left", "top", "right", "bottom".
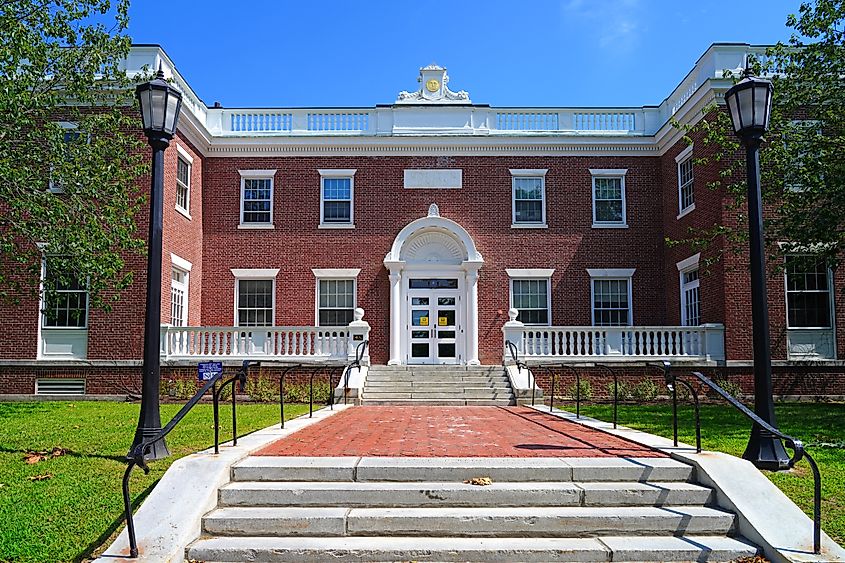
{"left": 136, "top": 426, "right": 170, "bottom": 461}
{"left": 743, "top": 424, "right": 790, "bottom": 471}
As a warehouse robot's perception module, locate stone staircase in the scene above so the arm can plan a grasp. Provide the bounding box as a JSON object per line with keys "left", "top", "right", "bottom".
{"left": 361, "top": 365, "right": 515, "bottom": 405}
{"left": 187, "top": 456, "right": 758, "bottom": 562}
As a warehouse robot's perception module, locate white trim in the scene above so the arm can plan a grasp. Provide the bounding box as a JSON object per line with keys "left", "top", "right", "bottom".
{"left": 170, "top": 264, "right": 190, "bottom": 327}
{"left": 587, "top": 268, "right": 636, "bottom": 278}
{"left": 590, "top": 169, "right": 628, "bottom": 228}
{"left": 230, "top": 268, "right": 280, "bottom": 279}
{"left": 313, "top": 276, "right": 358, "bottom": 327}
{"left": 170, "top": 253, "right": 193, "bottom": 272}
{"left": 509, "top": 277, "right": 552, "bottom": 327}
{"left": 233, "top": 277, "right": 276, "bottom": 327}
{"left": 319, "top": 173, "right": 354, "bottom": 228}
{"left": 509, "top": 168, "right": 549, "bottom": 177}
{"left": 589, "top": 275, "right": 634, "bottom": 326}
{"left": 676, "top": 202, "right": 696, "bottom": 220}
{"left": 511, "top": 172, "right": 547, "bottom": 227}
{"left": 676, "top": 253, "right": 701, "bottom": 272}
{"left": 506, "top": 268, "right": 555, "bottom": 278}
{"left": 312, "top": 268, "right": 361, "bottom": 278}
{"left": 175, "top": 143, "right": 194, "bottom": 164}
{"left": 239, "top": 171, "right": 275, "bottom": 227}
{"left": 238, "top": 169, "right": 277, "bottom": 178}
{"left": 674, "top": 144, "right": 694, "bottom": 163}
{"left": 317, "top": 169, "right": 357, "bottom": 177}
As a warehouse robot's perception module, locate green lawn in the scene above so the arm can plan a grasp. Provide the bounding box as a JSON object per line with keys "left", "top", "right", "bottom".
{"left": 571, "top": 402, "right": 845, "bottom": 545}
{"left": 0, "top": 401, "right": 311, "bottom": 563}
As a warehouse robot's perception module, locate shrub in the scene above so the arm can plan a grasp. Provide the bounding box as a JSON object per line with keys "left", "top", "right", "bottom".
{"left": 714, "top": 378, "right": 744, "bottom": 399}
{"left": 246, "top": 376, "right": 279, "bottom": 403}
{"left": 282, "top": 381, "right": 332, "bottom": 404}
{"left": 565, "top": 379, "right": 592, "bottom": 401}
{"left": 165, "top": 378, "right": 197, "bottom": 400}
{"left": 605, "top": 381, "right": 632, "bottom": 401}
{"left": 631, "top": 378, "right": 659, "bottom": 402}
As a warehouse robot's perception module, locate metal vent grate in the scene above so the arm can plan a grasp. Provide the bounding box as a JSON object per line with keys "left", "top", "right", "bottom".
{"left": 35, "top": 378, "right": 85, "bottom": 395}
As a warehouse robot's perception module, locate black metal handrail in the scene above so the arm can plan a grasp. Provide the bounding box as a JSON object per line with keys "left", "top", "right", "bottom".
{"left": 278, "top": 363, "right": 344, "bottom": 427}
{"left": 663, "top": 367, "right": 822, "bottom": 554}
{"left": 504, "top": 340, "right": 533, "bottom": 403}
{"left": 533, "top": 363, "right": 580, "bottom": 416}
{"left": 339, "top": 340, "right": 369, "bottom": 405}
{"left": 121, "top": 360, "right": 254, "bottom": 558}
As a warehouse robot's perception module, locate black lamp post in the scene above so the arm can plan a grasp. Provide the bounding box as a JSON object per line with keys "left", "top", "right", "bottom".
{"left": 130, "top": 66, "right": 183, "bottom": 460}
{"left": 724, "top": 67, "right": 790, "bottom": 470}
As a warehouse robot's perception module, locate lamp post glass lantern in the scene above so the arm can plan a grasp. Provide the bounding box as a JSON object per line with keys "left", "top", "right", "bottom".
{"left": 131, "top": 66, "right": 183, "bottom": 460}
{"left": 724, "top": 68, "right": 789, "bottom": 470}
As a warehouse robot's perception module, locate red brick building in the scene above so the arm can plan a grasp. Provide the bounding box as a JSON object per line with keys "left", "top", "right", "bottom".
{"left": 5, "top": 43, "right": 843, "bottom": 396}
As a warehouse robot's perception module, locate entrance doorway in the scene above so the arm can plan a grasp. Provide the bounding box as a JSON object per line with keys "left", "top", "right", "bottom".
{"left": 407, "top": 278, "right": 460, "bottom": 364}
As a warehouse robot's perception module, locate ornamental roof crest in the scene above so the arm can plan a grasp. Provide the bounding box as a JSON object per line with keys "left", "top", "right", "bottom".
{"left": 395, "top": 63, "right": 471, "bottom": 105}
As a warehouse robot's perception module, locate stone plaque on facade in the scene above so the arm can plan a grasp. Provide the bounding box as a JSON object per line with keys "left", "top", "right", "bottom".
{"left": 404, "top": 169, "right": 462, "bottom": 189}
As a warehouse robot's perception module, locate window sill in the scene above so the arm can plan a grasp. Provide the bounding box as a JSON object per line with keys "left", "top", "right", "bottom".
{"left": 175, "top": 206, "right": 192, "bottom": 220}
{"left": 592, "top": 223, "right": 628, "bottom": 229}
{"left": 318, "top": 223, "right": 356, "bottom": 229}
{"left": 511, "top": 223, "right": 548, "bottom": 229}
{"left": 676, "top": 204, "right": 696, "bottom": 220}
{"left": 41, "top": 326, "right": 88, "bottom": 331}
{"left": 238, "top": 223, "right": 275, "bottom": 230}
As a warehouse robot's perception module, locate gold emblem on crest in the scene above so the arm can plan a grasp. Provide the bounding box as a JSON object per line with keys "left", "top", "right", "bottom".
{"left": 425, "top": 79, "right": 440, "bottom": 92}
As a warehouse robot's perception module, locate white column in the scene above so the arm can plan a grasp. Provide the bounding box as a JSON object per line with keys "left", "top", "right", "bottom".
{"left": 465, "top": 269, "right": 480, "bottom": 365}
{"left": 388, "top": 268, "right": 403, "bottom": 365}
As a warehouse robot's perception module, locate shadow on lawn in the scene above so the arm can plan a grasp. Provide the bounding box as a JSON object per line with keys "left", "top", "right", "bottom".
{"left": 0, "top": 445, "right": 128, "bottom": 463}
{"left": 74, "top": 479, "right": 159, "bottom": 563}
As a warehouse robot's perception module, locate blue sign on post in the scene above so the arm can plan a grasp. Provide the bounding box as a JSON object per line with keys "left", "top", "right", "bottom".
{"left": 198, "top": 361, "right": 223, "bottom": 382}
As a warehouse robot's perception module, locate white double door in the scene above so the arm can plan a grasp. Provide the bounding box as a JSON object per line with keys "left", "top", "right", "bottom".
{"left": 407, "top": 279, "right": 461, "bottom": 365}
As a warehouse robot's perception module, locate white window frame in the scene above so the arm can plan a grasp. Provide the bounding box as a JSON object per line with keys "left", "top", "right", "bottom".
{"left": 39, "top": 256, "right": 90, "bottom": 330}
{"left": 676, "top": 144, "right": 695, "bottom": 218}
{"left": 783, "top": 255, "right": 835, "bottom": 330}
{"left": 510, "top": 169, "right": 548, "bottom": 228}
{"left": 238, "top": 169, "right": 277, "bottom": 229}
{"left": 318, "top": 169, "right": 356, "bottom": 229}
{"left": 49, "top": 121, "right": 83, "bottom": 194}
{"left": 170, "top": 253, "right": 192, "bottom": 327}
{"left": 506, "top": 269, "right": 554, "bottom": 326}
{"left": 676, "top": 253, "right": 701, "bottom": 326}
{"left": 590, "top": 169, "right": 628, "bottom": 228}
{"left": 587, "top": 268, "right": 635, "bottom": 326}
{"left": 231, "top": 268, "right": 280, "bottom": 326}
{"left": 175, "top": 144, "right": 193, "bottom": 219}
{"left": 312, "top": 268, "right": 361, "bottom": 326}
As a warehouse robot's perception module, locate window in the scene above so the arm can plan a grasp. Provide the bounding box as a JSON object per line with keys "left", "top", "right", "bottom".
{"left": 681, "top": 269, "right": 700, "bottom": 326}
{"left": 41, "top": 260, "right": 88, "bottom": 328}
{"left": 784, "top": 120, "right": 822, "bottom": 192}
{"left": 318, "top": 279, "right": 355, "bottom": 326}
{"left": 176, "top": 155, "right": 190, "bottom": 215}
{"left": 588, "top": 269, "right": 635, "bottom": 326}
{"left": 239, "top": 170, "right": 276, "bottom": 227}
{"left": 49, "top": 122, "right": 83, "bottom": 193}
{"left": 590, "top": 169, "right": 627, "bottom": 227}
{"left": 785, "top": 256, "right": 832, "bottom": 328}
{"left": 171, "top": 267, "right": 189, "bottom": 326}
{"left": 236, "top": 279, "right": 274, "bottom": 327}
{"left": 511, "top": 279, "right": 550, "bottom": 325}
{"left": 510, "top": 169, "right": 547, "bottom": 226}
{"left": 676, "top": 145, "right": 694, "bottom": 216}
{"left": 318, "top": 169, "right": 356, "bottom": 227}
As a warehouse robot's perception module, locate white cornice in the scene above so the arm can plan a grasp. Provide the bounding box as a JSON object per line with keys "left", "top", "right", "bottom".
{"left": 587, "top": 268, "right": 636, "bottom": 278}
{"left": 506, "top": 268, "right": 555, "bottom": 278}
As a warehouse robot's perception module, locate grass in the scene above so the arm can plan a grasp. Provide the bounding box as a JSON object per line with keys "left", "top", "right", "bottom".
{"left": 0, "top": 401, "right": 311, "bottom": 563}
{"left": 570, "top": 402, "right": 845, "bottom": 545}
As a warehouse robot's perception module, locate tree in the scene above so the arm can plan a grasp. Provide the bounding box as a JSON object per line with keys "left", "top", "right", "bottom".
{"left": 0, "top": 0, "right": 147, "bottom": 313}
{"left": 672, "top": 0, "right": 845, "bottom": 271}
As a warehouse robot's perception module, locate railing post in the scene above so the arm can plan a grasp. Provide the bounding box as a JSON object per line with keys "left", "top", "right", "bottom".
{"left": 604, "top": 329, "right": 624, "bottom": 356}
{"left": 702, "top": 323, "right": 726, "bottom": 363}
{"left": 502, "top": 308, "right": 525, "bottom": 363}
{"left": 159, "top": 324, "right": 170, "bottom": 360}
{"left": 347, "top": 308, "right": 371, "bottom": 365}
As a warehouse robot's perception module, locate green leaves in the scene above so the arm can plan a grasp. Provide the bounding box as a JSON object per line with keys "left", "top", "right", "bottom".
{"left": 0, "top": 1, "right": 146, "bottom": 310}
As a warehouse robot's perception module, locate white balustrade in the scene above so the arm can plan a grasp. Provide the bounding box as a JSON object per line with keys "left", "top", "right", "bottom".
{"left": 307, "top": 112, "right": 370, "bottom": 131}
{"left": 496, "top": 112, "right": 559, "bottom": 131}
{"left": 505, "top": 324, "right": 725, "bottom": 363}
{"left": 161, "top": 326, "right": 349, "bottom": 361}
{"left": 230, "top": 112, "right": 292, "bottom": 132}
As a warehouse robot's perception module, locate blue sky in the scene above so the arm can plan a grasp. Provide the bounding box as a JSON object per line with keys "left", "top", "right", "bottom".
{"left": 127, "top": 0, "right": 796, "bottom": 108}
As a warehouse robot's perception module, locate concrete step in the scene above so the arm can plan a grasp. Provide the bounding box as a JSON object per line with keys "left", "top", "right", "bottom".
{"left": 362, "top": 385, "right": 513, "bottom": 393}
{"left": 363, "top": 398, "right": 515, "bottom": 406}
{"left": 363, "top": 391, "right": 514, "bottom": 400}
{"left": 187, "top": 535, "right": 757, "bottom": 562}
{"left": 231, "top": 457, "right": 693, "bottom": 483}
{"left": 364, "top": 376, "right": 510, "bottom": 383}
{"left": 219, "top": 481, "right": 712, "bottom": 508}
{"left": 202, "top": 505, "right": 736, "bottom": 538}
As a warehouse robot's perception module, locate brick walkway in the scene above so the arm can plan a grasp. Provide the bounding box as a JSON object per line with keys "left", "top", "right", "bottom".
{"left": 255, "top": 406, "right": 665, "bottom": 458}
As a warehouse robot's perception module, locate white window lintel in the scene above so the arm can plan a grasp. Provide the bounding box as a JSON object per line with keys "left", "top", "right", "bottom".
{"left": 506, "top": 268, "right": 555, "bottom": 278}
{"left": 675, "top": 144, "right": 694, "bottom": 163}
{"left": 239, "top": 169, "right": 277, "bottom": 178}
{"left": 589, "top": 168, "right": 628, "bottom": 176}
{"left": 170, "top": 253, "right": 193, "bottom": 272}
{"left": 509, "top": 168, "right": 548, "bottom": 177}
{"left": 312, "top": 268, "right": 361, "bottom": 278}
{"left": 176, "top": 144, "right": 194, "bottom": 164}
{"left": 230, "top": 268, "right": 280, "bottom": 279}
{"left": 676, "top": 253, "right": 701, "bottom": 272}
{"left": 318, "top": 169, "right": 357, "bottom": 177}
{"left": 587, "top": 268, "right": 636, "bottom": 278}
